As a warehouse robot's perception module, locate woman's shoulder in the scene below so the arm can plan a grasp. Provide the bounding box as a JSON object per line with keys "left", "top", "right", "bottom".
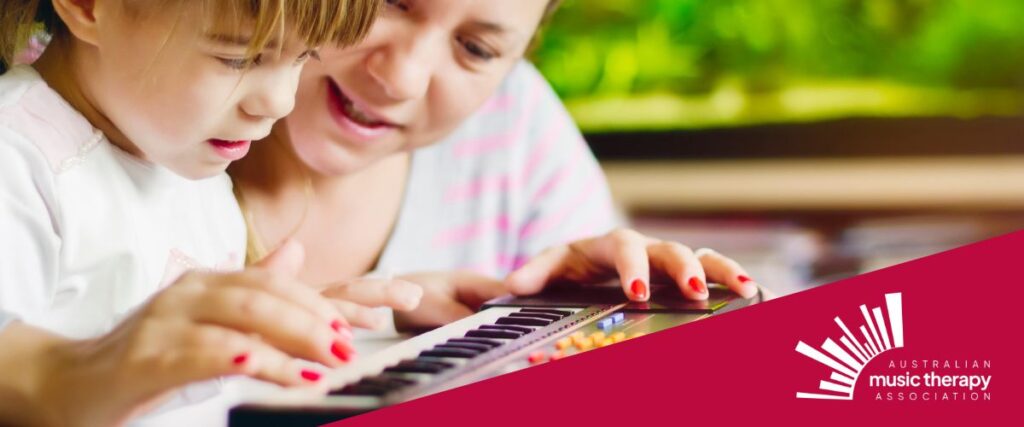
{"left": 488, "top": 60, "right": 561, "bottom": 118}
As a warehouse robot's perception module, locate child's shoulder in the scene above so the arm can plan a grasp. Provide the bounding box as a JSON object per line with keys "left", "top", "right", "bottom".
{"left": 0, "top": 66, "right": 99, "bottom": 175}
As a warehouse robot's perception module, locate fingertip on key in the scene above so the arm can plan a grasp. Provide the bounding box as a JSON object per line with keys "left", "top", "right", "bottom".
{"left": 688, "top": 277, "right": 707, "bottom": 295}
{"left": 630, "top": 278, "right": 649, "bottom": 301}
{"left": 331, "top": 340, "right": 352, "bottom": 362}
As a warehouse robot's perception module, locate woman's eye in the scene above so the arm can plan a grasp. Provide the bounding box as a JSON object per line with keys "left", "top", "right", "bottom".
{"left": 458, "top": 36, "right": 496, "bottom": 61}
{"left": 385, "top": 0, "right": 409, "bottom": 11}
{"left": 218, "top": 54, "right": 263, "bottom": 70}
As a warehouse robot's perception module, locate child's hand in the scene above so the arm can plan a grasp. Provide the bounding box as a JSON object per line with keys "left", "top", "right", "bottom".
{"left": 40, "top": 241, "right": 354, "bottom": 426}
{"left": 505, "top": 228, "right": 761, "bottom": 302}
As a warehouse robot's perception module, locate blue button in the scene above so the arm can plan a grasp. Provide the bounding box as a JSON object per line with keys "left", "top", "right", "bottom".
{"left": 610, "top": 312, "right": 625, "bottom": 324}
{"left": 597, "top": 317, "right": 614, "bottom": 330}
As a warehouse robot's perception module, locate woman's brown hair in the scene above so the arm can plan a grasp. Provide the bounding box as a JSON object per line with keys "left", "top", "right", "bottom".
{"left": 529, "top": 0, "right": 565, "bottom": 53}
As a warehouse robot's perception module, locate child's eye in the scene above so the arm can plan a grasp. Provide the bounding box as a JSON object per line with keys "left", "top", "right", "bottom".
{"left": 217, "top": 54, "right": 263, "bottom": 70}
{"left": 457, "top": 36, "right": 497, "bottom": 61}
{"left": 295, "top": 49, "right": 320, "bottom": 65}
{"left": 385, "top": 0, "right": 409, "bottom": 12}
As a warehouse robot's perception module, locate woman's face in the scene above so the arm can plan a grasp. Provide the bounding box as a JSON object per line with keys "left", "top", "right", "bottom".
{"left": 283, "top": 0, "right": 551, "bottom": 175}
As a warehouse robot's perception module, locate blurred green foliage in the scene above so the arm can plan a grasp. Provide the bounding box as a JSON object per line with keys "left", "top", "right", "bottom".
{"left": 532, "top": 0, "right": 1024, "bottom": 131}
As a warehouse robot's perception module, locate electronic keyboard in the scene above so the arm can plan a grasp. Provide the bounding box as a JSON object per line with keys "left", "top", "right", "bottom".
{"left": 229, "top": 283, "right": 762, "bottom": 426}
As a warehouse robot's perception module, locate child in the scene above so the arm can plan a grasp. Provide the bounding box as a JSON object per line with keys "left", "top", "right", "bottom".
{"left": 0, "top": 0, "right": 384, "bottom": 425}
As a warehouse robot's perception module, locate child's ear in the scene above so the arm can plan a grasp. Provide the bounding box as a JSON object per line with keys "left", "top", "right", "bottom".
{"left": 52, "top": 0, "right": 100, "bottom": 46}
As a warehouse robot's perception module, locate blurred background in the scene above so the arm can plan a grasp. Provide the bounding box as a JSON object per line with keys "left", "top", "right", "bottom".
{"left": 532, "top": 0, "right": 1024, "bottom": 296}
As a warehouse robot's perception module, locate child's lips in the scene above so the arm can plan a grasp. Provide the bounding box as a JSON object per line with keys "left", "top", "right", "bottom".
{"left": 206, "top": 139, "right": 252, "bottom": 161}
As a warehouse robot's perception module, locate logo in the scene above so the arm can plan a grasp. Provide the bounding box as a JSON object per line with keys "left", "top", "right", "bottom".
{"left": 794, "top": 292, "right": 992, "bottom": 402}
{"left": 795, "top": 293, "right": 904, "bottom": 400}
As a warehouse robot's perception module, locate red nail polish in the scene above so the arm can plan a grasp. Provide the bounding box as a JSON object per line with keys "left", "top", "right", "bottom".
{"left": 630, "top": 278, "right": 648, "bottom": 300}
{"left": 300, "top": 369, "right": 322, "bottom": 382}
{"left": 689, "top": 277, "right": 706, "bottom": 294}
{"left": 331, "top": 340, "right": 351, "bottom": 362}
{"left": 330, "top": 319, "right": 345, "bottom": 333}
{"left": 738, "top": 275, "right": 753, "bottom": 283}
{"left": 232, "top": 353, "right": 249, "bottom": 365}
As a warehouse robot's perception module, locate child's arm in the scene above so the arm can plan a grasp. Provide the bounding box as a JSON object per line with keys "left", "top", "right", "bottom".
{"left": 0, "top": 322, "right": 74, "bottom": 426}
{"left": 0, "top": 138, "right": 356, "bottom": 424}
{"left": 0, "top": 244, "right": 356, "bottom": 427}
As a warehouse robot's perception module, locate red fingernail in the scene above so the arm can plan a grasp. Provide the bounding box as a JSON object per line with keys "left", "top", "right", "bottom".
{"left": 300, "top": 369, "right": 322, "bottom": 382}
{"left": 330, "top": 319, "right": 347, "bottom": 333}
{"left": 630, "top": 278, "right": 648, "bottom": 300}
{"left": 738, "top": 275, "right": 753, "bottom": 283}
{"left": 331, "top": 340, "right": 351, "bottom": 362}
{"left": 689, "top": 277, "right": 706, "bottom": 294}
{"left": 232, "top": 353, "right": 249, "bottom": 365}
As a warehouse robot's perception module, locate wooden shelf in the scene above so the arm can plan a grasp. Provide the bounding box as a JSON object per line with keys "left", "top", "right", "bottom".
{"left": 602, "top": 155, "right": 1024, "bottom": 212}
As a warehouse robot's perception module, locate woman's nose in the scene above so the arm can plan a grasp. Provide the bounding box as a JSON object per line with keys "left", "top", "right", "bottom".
{"left": 365, "top": 30, "right": 441, "bottom": 102}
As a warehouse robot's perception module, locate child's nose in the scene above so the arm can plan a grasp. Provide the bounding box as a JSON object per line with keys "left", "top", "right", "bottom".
{"left": 365, "top": 31, "right": 441, "bottom": 102}
{"left": 241, "top": 69, "right": 300, "bottom": 121}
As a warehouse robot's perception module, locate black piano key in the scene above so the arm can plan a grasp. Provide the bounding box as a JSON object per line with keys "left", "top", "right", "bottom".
{"left": 495, "top": 316, "right": 550, "bottom": 327}
{"left": 436, "top": 342, "right": 492, "bottom": 352}
{"left": 465, "top": 329, "right": 521, "bottom": 339}
{"left": 447, "top": 337, "right": 504, "bottom": 348}
{"left": 508, "top": 312, "right": 562, "bottom": 322}
{"left": 330, "top": 383, "right": 391, "bottom": 396}
{"left": 519, "top": 308, "right": 573, "bottom": 317}
{"left": 479, "top": 324, "right": 534, "bottom": 334}
{"left": 366, "top": 374, "right": 418, "bottom": 387}
{"left": 420, "top": 347, "right": 480, "bottom": 358}
{"left": 329, "top": 375, "right": 416, "bottom": 396}
{"left": 383, "top": 359, "right": 454, "bottom": 374}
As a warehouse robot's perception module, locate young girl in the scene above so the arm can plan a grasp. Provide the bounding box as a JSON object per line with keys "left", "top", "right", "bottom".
{"left": 230, "top": 0, "right": 761, "bottom": 332}
{"left": 0, "top": 0, "right": 389, "bottom": 425}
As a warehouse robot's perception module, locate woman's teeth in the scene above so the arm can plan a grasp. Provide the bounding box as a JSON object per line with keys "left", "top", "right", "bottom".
{"left": 342, "top": 96, "right": 382, "bottom": 127}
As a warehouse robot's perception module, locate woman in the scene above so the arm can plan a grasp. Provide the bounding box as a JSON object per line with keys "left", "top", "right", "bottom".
{"left": 230, "top": 0, "right": 761, "bottom": 332}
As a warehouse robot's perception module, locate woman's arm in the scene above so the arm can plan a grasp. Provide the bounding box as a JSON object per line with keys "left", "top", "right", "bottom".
{"left": 504, "top": 64, "right": 761, "bottom": 300}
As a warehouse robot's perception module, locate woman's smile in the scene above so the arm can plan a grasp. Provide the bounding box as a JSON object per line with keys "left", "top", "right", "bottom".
{"left": 326, "top": 77, "right": 402, "bottom": 144}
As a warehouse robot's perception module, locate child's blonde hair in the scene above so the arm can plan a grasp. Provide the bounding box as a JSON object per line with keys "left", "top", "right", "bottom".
{"left": 0, "top": 0, "right": 382, "bottom": 74}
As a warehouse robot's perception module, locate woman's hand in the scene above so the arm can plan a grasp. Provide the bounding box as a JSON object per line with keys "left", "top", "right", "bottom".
{"left": 506, "top": 228, "right": 760, "bottom": 302}
{"left": 36, "top": 241, "right": 355, "bottom": 427}
{"left": 319, "top": 276, "right": 425, "bottom": 330}
{"left": 391, "top": 271, "right": 508, "bottom": 332}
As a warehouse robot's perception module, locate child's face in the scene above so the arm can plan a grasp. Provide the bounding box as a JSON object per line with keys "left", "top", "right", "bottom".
{"left": 282, "top": 0, "right": 551, "bottom": 176}
{"left": 85, "top": 4, "right": 316, "bottom": 179}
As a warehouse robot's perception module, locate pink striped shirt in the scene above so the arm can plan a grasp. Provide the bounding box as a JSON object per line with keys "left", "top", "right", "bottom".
{"left": 374, "top": 61, "right": 619, "bottom": 277}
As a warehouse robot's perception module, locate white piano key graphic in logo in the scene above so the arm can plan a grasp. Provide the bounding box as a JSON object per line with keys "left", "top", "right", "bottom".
{"left": 795, "top": 292, "right": 904, "bottom": 400}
